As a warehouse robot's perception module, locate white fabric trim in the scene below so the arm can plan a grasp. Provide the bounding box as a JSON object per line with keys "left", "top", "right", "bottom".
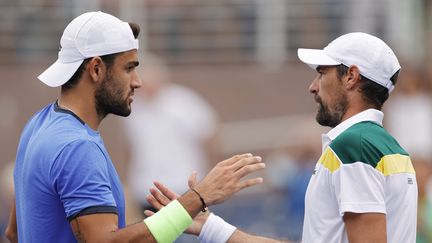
{"left": 198, "top": 213, "right": 237, "bottom": 243}
{"left": 322, "top": 109, "right": 384, "bottom": 150}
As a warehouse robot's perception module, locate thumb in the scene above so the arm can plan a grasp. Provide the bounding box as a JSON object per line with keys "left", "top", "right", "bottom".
{"left": 188, "top": 171, "right": 198, "bottom": 188}
{"left": 144, "top": 210, "right": 155, "bottom": 217}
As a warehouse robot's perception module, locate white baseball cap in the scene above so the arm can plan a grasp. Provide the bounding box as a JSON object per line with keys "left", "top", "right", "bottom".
{"left": 297, "top": 32, "right": 400, "bottom": 92}
{"left": 38, "top": 11, "right": 139, "bottom": 87}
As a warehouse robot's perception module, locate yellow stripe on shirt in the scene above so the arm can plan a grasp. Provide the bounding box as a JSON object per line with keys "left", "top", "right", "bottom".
{"left": 375, "top": 154, "right": 415, "bottom": 176}
{"left": 318, "top": 147, "right": 341, "bottom": 172}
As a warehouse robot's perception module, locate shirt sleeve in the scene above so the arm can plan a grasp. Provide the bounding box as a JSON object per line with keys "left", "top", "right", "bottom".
{"left": 49, "top": 139, "right": 117, "bottom": 219}
{"left": 332, "top": 161, "right": 386, "bottom": 216}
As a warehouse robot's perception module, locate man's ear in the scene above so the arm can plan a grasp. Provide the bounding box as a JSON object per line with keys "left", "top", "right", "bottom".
{"left": 87, "top": 57, "right": 106, "bottom": 83}
{"left": 345, "top": 65, "right": 361, "bottom": 90}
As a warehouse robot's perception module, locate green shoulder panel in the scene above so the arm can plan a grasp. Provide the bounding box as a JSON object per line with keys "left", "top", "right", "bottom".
{"left": 329, "top": 121, "right": 408, "bottom": 167}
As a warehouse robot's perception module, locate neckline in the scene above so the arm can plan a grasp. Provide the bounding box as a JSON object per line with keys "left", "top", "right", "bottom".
{"left": 53, "top": 100, "right": 85, "bottom": 125}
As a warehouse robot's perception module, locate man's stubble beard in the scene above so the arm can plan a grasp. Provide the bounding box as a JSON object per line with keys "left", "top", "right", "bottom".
{"left": 315, "top": 92, "right": 348, "bottom": 128}
{"left": 94, "top": 72, "right": 132, "bottom": 119}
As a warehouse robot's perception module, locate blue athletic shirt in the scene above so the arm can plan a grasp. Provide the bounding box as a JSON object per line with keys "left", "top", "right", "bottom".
{"left": 14, "top": 101, "right": 126, "bottom": 243}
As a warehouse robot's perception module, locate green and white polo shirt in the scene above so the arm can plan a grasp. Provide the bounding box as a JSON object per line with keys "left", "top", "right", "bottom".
{"left": 302, "top": 109, "right": 417, "bottom": 243}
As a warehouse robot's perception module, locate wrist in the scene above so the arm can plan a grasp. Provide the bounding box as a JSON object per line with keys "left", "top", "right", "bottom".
{"left": 198, "top": 213, "right": 237, "bottom": 243}
{"left": 194, "top": 183, "right": 213, "bottom": 206}
{"left": 192, "top": 211, "right": 210, "bottom": 236}
{"left": 178, "top": 190, "right": 206, "bottom": 218}
{"left": 143, "top": 200, "right": 192, "bottom": 243}
{"left": 190, "top": 187, "right": 208, "bottom": 212}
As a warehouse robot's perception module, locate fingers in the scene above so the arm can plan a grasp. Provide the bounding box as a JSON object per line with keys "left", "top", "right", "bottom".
{"left": 237, "top": 177, "right": 264, "bottom": 190}
{"left": 230, "top": 156, "right": 263, "bottom": 172}
{"left": 146, "top": 181, "right": 180, "bottom": 213}
{"left": 195, "top": 153, "right": 266, "bottom": 206}
{"left": 144, "top": 210, "right": 155, "bottom": 217}
{"left": 219, "top": 153, "right": 253, "bottom": 166}
{"left": 146, "top": 194, "right": 164, "bottom": 211}
{"left": 234, "top": 161, "right": 266, "bottom": 178}
{"left": 188, "top": 171, "right": 198, "bottom": 189}
{"left": 150, "top": 187, "right": 171, "bottom": 206}
{"left": 153, "top": 181, "right": 179, "bottom": 199}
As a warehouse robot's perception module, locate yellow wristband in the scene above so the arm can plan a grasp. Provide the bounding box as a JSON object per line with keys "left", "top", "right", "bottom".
{"left": 144, "top": 200, "right": 193, "bottom": 243}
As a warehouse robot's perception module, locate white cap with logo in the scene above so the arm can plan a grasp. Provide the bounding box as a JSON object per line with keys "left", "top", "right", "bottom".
{"left": 38, "top": 11, "right": 139, "bottom": 87}
{"left": 297, "top": 32, "right": 400, "bottom": 93}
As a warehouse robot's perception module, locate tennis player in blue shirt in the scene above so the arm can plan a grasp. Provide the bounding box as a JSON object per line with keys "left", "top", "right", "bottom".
{"left": 6, "top": 11, "right": 265, "bottom": 243}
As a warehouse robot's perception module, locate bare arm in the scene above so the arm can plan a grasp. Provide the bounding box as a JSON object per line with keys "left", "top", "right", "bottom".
{"left": 228, "top": 230, "right": 291, "bottom": 243}
{"left": 70, "top": 153, "right": 265, "bottom": 242}
{"left": 5, "top": 197, "right": 18, "bottom": 243}
{"left": 343, "top": 212, "right": 387, "bottom": 243}
{"left": 70, "top": 213, "right": 155, "bottom": 243}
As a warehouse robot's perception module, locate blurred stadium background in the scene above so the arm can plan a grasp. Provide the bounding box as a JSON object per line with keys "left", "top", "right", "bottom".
{"left": 1, "top": 0, "right": 432, "bottom": 242}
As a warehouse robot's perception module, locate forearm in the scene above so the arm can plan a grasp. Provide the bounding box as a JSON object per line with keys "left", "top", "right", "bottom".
{"left": 197, "top": 213, "right": 292, "bottom": 243}
{"left": 109, "top": 222, "right": 157, "bottom": 243}
{"left": 70, "top": 214, "right": 156, "bottom": 243}
{"left": 71, "top": 199, "right": 195, "bottom": 243}
{"left": 229, "top": 230, "right": 292, "bottom": 243}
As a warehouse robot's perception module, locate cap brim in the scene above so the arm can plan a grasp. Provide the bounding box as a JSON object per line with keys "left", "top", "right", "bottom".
{"left": 297, "top": 48, "right": 341, "bottom": 70}
{"left": 38, "top": 59, "right": 84, "bottom": 87}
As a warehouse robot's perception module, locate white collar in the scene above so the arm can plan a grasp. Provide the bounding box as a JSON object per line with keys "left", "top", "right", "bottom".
{"left": 321, "top": 109, "right": 384, "bottom": 151}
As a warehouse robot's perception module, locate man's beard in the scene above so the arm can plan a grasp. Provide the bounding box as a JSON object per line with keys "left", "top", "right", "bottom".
{"left": 94, "top": 73, "right": 132, "bottom": 119}
{"left": 315, "top": 93, "right": 348, "bottom": 128}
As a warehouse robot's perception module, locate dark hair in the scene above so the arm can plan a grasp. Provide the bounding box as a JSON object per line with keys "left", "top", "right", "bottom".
{"left": 61, "top": 58, "right": 91, "bottom": 90}
{"left": 128, "top": 22, "right": 140, "bottom": 39}
{"left": 336, "top": 64, "right": 399, "bottom": 110}
{"left": 61, "top": 22, "right": 140, "bottom": 91}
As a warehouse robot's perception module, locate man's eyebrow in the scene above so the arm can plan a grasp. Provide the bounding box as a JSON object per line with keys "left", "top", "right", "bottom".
{"left": 126, "top": 61, "right": 139, "bottom": 67}
{"left": 130, "top": 61, "right": 139, "bottom": 67}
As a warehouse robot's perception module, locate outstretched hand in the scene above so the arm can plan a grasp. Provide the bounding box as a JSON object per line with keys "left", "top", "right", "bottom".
{"left": 194, "top": 153, "right": 265, "bottom": 206}
{"left": 145, "top": 153, "right": 265, "bottom": 235}
{"left": 145, "top": 175, "right": 209, "bottom": 235}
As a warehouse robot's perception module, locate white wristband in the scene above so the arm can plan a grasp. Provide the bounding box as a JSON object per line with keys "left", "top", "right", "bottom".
{"left": 198, "top": 213, "right": 237, "bottom": 243}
